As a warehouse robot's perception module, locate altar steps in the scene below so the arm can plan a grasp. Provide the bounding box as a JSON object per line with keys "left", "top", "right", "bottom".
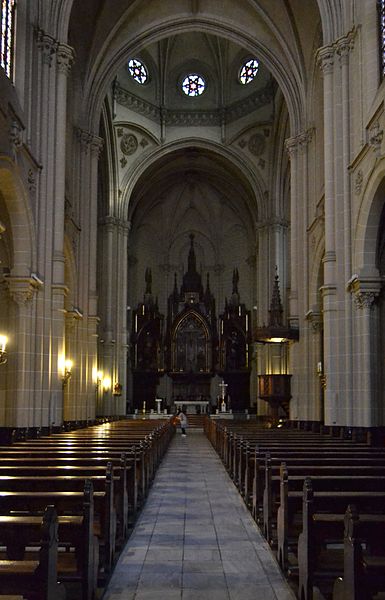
{"left": 186, "top": 414, "right": 206, "bottom": 429}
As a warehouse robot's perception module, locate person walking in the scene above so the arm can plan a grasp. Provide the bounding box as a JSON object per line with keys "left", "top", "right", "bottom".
{"left": 178, "top": 410, "right": 188, "bottom": 437}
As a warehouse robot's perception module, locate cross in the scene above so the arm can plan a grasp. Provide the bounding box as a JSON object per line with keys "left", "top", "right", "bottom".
{"left": 219, "top": 380, "right": 228, "bottom": 400}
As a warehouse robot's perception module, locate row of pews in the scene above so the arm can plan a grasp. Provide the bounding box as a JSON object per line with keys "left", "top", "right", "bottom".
{"left": 205, "top": 419, "right": 385, "bottom": 600}
{"left": 0, "top": 418, "right": 174, "bottom": 600}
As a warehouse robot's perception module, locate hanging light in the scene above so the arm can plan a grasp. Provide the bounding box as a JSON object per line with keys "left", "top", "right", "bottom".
{"left": 253, "top": 268, "right": 299, "bottom": 344}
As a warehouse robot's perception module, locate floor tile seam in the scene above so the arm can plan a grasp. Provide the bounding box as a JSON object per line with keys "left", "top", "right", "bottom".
{"left": 201, "top": 450, "right": 238, "bottom": 600}
{"left": 204, "top": 438, "right": 297, "bottom": 600}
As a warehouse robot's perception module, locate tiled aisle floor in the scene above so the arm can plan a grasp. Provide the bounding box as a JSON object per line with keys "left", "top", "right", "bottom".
{"left": 103, "top": 431, "right": 296, "bottom": 600}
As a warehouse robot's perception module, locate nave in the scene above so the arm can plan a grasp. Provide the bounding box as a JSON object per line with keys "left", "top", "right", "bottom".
{"left": 104, "top": 431, "right": 295, "bottom": 600}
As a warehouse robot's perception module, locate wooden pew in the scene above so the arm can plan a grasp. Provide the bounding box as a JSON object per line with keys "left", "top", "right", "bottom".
{"left": 298, "top": 478, "right": 385, "bottom": 600}
{"left": 0, "top": 505, "right": 66, "bottom": 600}
{"left": 0, "top": 481, "right": 97, "bottom": 600}
{"left": 0, "top": 449, "right": 141, "bottom": 518}
{"left": 252, "top": 450, "right": 385, "bottom": 524}
{"left": 0, "top": 468, "right": 115, "bottom": 576}
{"left": 333, "top": 505, "right": 385, "bottom": 600}
{"left": 0, "top": 445, "right": 145, "bottom": 509}
{"left": 276, "top": 463, "right": 385, "bottom": 572}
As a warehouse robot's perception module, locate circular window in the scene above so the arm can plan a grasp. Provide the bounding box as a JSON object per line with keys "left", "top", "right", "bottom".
{"left": 239, "top": 59, "right": 259, "bottom": 85}
{"left": 128, "top": 58, "right": 148, "bottom": 84}
{"left": 181, "top": 73, "right": 206, "bottom": 97}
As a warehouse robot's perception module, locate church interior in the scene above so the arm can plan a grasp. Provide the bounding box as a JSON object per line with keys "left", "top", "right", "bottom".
{"left": 1, "top": 1, "right": 385, "bottom": 599}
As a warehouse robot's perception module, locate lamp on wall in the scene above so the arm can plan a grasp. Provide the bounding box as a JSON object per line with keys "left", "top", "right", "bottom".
{"left": 317, "top": 361, "right": 326, "bottom": 389}
{"left": 95, "top": 371, "right": 103, "bottom": 391}
{"left": 0, "top": 335, "right": 8, "bottom": 365}
{"left": 102, "top": 376, "right": 111, "bottom": 392}
{"left": 113, "top": 382, "right": 123, "bottom": 396}
{"left": 62, "top": 359, "right": 73, "bottom": 386}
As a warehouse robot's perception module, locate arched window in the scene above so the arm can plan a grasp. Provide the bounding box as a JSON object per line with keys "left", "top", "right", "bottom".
{"left": 181, "top": 73, "right": 206, "bottom": 97}
{"left": 378, "top": 0, "right": 385, "bottom": 79}
{"left": 239, "top": 58, "right": 259, "bottom": 85}
{"left": 1, "top": 0, "right": 16, "bottom": 79}
{"left": 128, "top": 58, "right": 148, "bottom": 84}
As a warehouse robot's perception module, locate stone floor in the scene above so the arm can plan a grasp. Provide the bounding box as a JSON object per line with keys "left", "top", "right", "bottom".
{"left": 103, "top": 431, "right": 296, "bottom": 600}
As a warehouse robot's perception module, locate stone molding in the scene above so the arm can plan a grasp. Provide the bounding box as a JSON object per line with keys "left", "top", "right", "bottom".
{"left": 368, "top": 121, "right": 383, "bottom": 155}
{"left": 354, "top": 169, "right": 363, "bottom": 195}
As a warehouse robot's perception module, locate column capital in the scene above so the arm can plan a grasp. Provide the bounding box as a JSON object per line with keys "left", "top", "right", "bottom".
{"left": 336, "top": 29, "right": 356, "bottom": 64}
{"left": 347, "top": 275, "right": 383, "bottom": 310}
{"left": 56, "top": 43, "right": 75, "bottom": 76}
{"left": 99, "top": 215, "right": 130, "bottom": 231}
{"left": 5, "top": 276, "right": 40, "bottom": 305}
{"left": 305, "top": 309, "right": 323, "bottom": 333}
{"left": 65, "top": 307, "right": 83, "bottom": 331}
{"left": 317, "top": 45, "right": 335, "bottom": 75}
{"left": 256, "top": 217, "right": 289, "bottom": 231}
{"left": 36, "top": 30, "right": 56, "bottom": 66}
{"left": 285, "top": 129, "right": 313, "bottom": 157}
{"left": 76, "top": 128, "right": 104, "bottom": 156}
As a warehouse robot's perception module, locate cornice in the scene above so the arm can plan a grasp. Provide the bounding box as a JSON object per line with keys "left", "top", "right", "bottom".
{"left": 114, "top": 81, "right": 275, "bottom": 127}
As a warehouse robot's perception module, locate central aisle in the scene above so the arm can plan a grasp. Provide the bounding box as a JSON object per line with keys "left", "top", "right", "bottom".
{"left": 104, "top": 431, "right": 296, "bottom": 600}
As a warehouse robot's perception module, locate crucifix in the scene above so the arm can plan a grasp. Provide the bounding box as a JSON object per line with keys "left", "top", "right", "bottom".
{"left": 219, "top": 380, "right": 228, "bottom": 412}
{"left": 219, "top": 380, "right": 228, "bottom": 400}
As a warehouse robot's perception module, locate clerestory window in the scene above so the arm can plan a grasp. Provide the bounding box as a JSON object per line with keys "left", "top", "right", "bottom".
{"left": 181, "top": 73, "right": 206, "bottom": 97}
{"left": 1, "top": 0, "right": 16, "bottom": 79}
{"left": 378, "top": 0, "right": 385, "bottom": 80}
{"left": 239, "top": 58, "right": 259, "bottom": 85}
{"left": 128, "top": 58, "right": 148, "bottom": 84}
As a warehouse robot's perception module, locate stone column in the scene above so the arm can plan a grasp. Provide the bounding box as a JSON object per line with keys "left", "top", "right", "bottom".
{"left": 285, "top": 132, "right": 312, "bottom": 421}
{"left": 318, "top": 45, "right": 338, "bottom": 426}
{"left": 6, "top": 277, "right": 40, "bottom": 427}
{"left": 29, "top": 32, "right": 74, "bottom": 428}
{"left": 305, "top": 311, "right": 324, "bottom": 422}
{"left": 116, "top": 219, "right": 131, "bottom": 416}
{"left": 73, "top": 129, "right": 103, "bottom": 422}
{"left": 337, "top": 33, "right": 355, "bottom": 424}
{"left": 98, "top": 216, "right": 131, "bottom": 416}
{"left": 349, "top": 277, "right": 382, "bottom": 427}
{"left": 33, "top": 31, "right": 57, "bottom": 426}
{"left": 50, "top": 42, "right": 74, "bottom": 427}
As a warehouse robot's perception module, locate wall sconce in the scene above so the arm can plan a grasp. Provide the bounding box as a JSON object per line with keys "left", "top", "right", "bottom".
{"left": 102, "top": 376, "right": 111, "bottom": 392}
{"left": 95, "top": 371, "right": 103, "bottom": 391}
{"left": 317, "top": 361, "right": 326, "bottom": 389}
{"left": 0, "top": 335, "right": 8, "bottom": 365}
{"left": 62, "top": 359, "right": 73, "bottom": 386}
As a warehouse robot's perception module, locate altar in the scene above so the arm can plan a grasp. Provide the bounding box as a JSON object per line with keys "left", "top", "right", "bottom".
{"left": 174, "top": 400, "right": 209, "bottom": 414}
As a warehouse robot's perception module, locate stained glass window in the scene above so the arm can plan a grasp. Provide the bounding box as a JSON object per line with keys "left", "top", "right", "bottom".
{"left": 128, "top": 58, "right": 148, "bottom": 84}
{"left": 239, "top": 58, "right": 259, "bottom": 85}
{"left": 379, "top": 1, "right": 385, "bottom": 79}
{"left": 182, "top": 73, "right": 206, "bottom": 97}
{"left": 1, "top": 0, "right": 16, "bottom": 79}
